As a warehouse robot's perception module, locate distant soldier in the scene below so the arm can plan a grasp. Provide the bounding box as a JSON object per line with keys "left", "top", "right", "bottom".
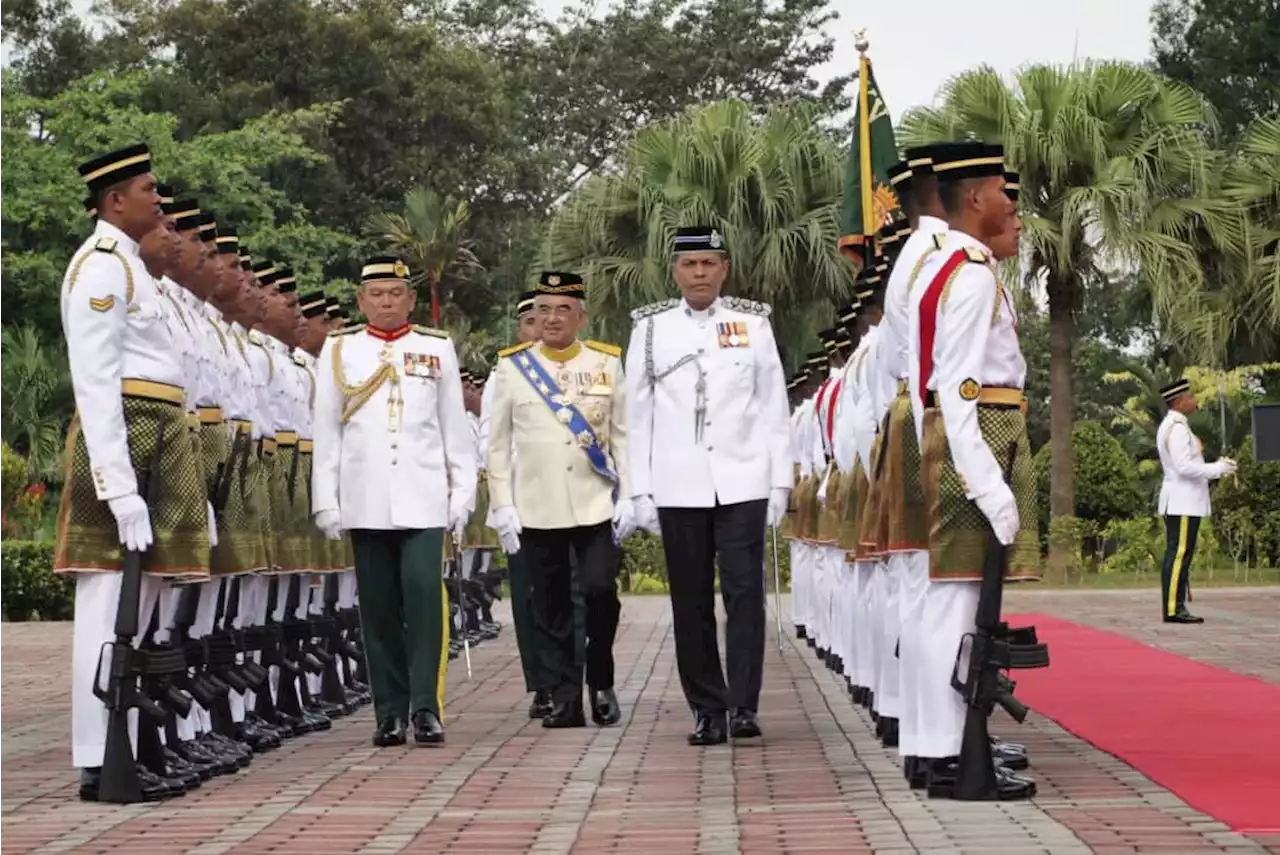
{"left": 1155, "top": 379, "right": 1236, "bottom": 624}
{"left": 625, "top": 226, "right": 792, "bottom": 746}
{"left": 312, "top": 256, "right": 475, "bottom": 746}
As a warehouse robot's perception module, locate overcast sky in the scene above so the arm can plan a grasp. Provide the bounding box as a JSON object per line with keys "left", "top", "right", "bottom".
{"left": 11, "top": 0, "right": 1156, "bottom": 109}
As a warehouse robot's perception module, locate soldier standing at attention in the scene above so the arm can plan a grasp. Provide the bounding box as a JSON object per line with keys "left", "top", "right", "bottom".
{"left": 1155, "top": 380, "right": 1235, "bottom": 623}
{"left": 312, "top": 256, "right": 475, "bottom": 746}
{"left": 487, "top": 272, "right": 633, "bottom": 728}
{"left": 625, "top": 226, "right": 793, "bottom": 746}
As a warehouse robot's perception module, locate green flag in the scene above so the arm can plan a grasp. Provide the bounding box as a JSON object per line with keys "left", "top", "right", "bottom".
{"left": 839, "top": 53, "right": 900, "bottom": 265}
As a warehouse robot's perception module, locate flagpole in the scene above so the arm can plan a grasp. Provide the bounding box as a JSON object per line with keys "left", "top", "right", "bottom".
{"left": 856, "top": 31, "right": 874, "bottom": 238}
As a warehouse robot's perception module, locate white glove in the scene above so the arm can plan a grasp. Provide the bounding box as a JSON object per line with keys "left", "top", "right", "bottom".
{"left": 613, "top": 498, "right": 637, "bottom": 542}
{"left": 107, "top": 493, "right": 153, "bottom": 552}
{"left": 973, "top": 484, "right": 1020, "bottom": 546}
{"left": 315, "top": 509, "right": 343, "bottom": 540}
{"left": 491, "top": 505, "right": 522, "bottom": 554}
{"left": 633, "top": 495, "right": 661, "bottom": 536}
{"left": 1214, "top": 458, "right": 1237, "bottom": 478}
{"left": 447, "top": 496, "right": 470, "bottom": 542}
{"left": 766, "top": 488, "right": 790, "bottom": 528}
{"left": 207, "top": 500, "right": 218, "bottom": 548}
{"left": 816, "top": 471, "right": 830, "bottom": 505}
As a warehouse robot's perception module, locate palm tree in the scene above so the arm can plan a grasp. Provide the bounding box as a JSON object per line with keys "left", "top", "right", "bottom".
{"left": 542, "top": 99, "right": 854, "bottom": 361}
{"left": 365, "top": 187, "right": 483, "bottom": 325}
{"left": 899, "top": 62, "right": 1243, "bottom": 550}
{"left": 1, "top": 325, "right": 73, "bottom": 481}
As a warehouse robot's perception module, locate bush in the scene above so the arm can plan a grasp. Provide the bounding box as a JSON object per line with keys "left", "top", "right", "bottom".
{"left": 1, "top": 540, "right": 73, "bottom": 621}
{"left": 1212, "top": 437, "right": 1280, "bottom": 568}
{"left": 1036, "top": 420, "right": 1147, "bottom": 536}
{"left": 616, "top": 527, "right": 792, "bottom": 593}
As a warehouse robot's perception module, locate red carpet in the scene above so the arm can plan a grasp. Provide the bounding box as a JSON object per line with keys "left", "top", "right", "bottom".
{"left": 1008, "top": 613, "right": 1280, "bottom": 834}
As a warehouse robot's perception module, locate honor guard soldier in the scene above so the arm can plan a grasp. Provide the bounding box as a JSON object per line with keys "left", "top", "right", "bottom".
{"left": 481, "top": 290, "right": 556, "bottom": 718}
{"left": 625, "top": 226, "right": 793, "bottom": 746}
{"left": 57, "top": 143, "right": 212, "bottom": 801}
{"left": 907, "top": 142, "right": 1039, "bottom": 800}
{"left": 488, "top": 271, "right": 633, "bottom": 728}
{"left": 1155, "top": 379, "right": 1235, "bottom": 623}
{"left": 312, "top": 256, "right": 475, "bottom": 747}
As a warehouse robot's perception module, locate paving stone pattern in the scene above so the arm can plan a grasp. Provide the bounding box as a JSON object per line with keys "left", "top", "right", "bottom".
{"left": 2, "top": 588, "right": 1277, "bottom": 854}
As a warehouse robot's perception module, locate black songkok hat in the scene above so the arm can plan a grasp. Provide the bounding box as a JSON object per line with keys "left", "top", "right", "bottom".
{"left": 274, "top": 267, "right": 297, "bottom": 293}
{"left": 325, "top": 296, "right": 342, "bottom": 317}
{"left": 904, "top": 145, "right": 935, "bottom": 176}
{"left": 887, "top": 160, "right": 914, "bottom": 191}
{"left": 299, "top": 290, "right": 327, "bottom": 317}
{"left": 837, "top": 299, "right": 861, "bottom": 328}
{"left": 931, "top": 141, "right": 1006, "bottom": 182}
{"left": 157, "top": 183, "right": 177, "bottom": 211}
{"left": 252, "top": 260, "right": 280, "bottom": 285}
{"left": 805, "top": 350, "right": 828, "bottom": 368}
{"left": 1004, "top": 170, "right": 1020, "bottom": 203}
{"left": 362, "top": 255, "right": 410, "bottom": 282}
{"left": 197, "top": 212, "right": 218, "bottom": 242}
{"left": 78, "top": 142, "right": 152, "bottom": 195}
{"left": 214, "top": 229, "right": 239, "bottom": 254}
{"left": 673, "top": 225, "right": 727, "bottom": 254}
{"left": 1160, "top": 378, "right": 1192, "bottom": 404}
{"left": 536, "top": 271, "right": 585, "bottom": 300}
{"left": 516, "top": 289, "right": 538, "bottom": 316}
{"left": 169, "top": 199, "right": 201, "bottom": 231}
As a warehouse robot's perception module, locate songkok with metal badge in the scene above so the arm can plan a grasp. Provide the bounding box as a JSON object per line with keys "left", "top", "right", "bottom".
{"left": 673, "top": 225, "right": 727, "bottom": 255}
{"left": 362, "top": 255, "right": 410, "bottom": 282}
{"left": 536, "top": 271, "right": 585, "bottom": 299}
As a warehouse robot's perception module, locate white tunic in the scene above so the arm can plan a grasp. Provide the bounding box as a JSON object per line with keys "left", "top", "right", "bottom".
{"left": 907, "top": 229, "right": 1026, "bottom": 503}
{"left": 882, "top": 215, "right": 948, "bottom": 383}
{"left": 1156, "top": 410, "right": 1222, "bottom": 517}
{"left": 312, "top": 326, "right": 475, "bottom": 530}
{"left": 60, "top": 220, "right": 183, "bottom": 501}
{"left": 625, "top": 297, "right": 792, "bottom": 508}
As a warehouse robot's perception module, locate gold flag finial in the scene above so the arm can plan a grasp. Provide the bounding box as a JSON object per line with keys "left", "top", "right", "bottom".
{"left": 854, "top": 28, "right": 869, "bottom": 54}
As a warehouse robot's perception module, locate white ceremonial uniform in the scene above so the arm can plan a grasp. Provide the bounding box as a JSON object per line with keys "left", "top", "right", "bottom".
{"left": 460, "top": 410, "right": 490, "bottom": 579}
{"left": 62, "top": 220, "right": 180, "bottom": 769}
{"left": 790, "top": 397, "right": 816, "bottom": 635}
{"left": 830, "top": 347, "right": 863, "bottom": 696}
{"left": 907, "top": 228, "right": 1025, "bottom": 760}
{"left": 625, "top": 297, "right": 792, "bottom": 508}
{"left": 810, "top": 370, "right": 837, "bottom": 656}
{"left": 1156, "top": 411, "right": 1226, "bottom": 518}
{"left": 846, "top": 333, "right": 881, "bottom": 700}
{"left": 312, "top": 327, "right": 475, "bottom": 531}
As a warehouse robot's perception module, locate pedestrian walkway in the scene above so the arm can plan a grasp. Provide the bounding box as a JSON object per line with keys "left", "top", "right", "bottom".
{"left": 2, "top": 589, "right": 1278, "bottom": 854}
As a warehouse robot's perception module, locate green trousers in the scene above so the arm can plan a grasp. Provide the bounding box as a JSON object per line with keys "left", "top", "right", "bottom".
{"left": 351, "top": 528, "right": 448, "bottom": 722}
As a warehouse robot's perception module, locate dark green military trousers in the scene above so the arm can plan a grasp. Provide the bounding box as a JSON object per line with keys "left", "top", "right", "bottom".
{"left": 351, "top": 528, "right": 448, "bottom": 722}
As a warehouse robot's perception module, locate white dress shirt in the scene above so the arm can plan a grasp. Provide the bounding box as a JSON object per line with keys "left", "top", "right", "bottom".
{"left": 625, "top": 296, "right": 792, "bottom": 508}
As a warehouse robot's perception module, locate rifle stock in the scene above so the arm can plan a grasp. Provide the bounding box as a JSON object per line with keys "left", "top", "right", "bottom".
{"left": 94, "top": 417, "right": 166, "bottom": 803}
{"left": 949, "top": 441, "right": 1050, "bottom": 801}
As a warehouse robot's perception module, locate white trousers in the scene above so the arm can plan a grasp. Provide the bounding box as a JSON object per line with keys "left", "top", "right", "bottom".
{"left": 916, "top": 580, "right": 980, "bottom": 759}
{"left": 822, "top": 547, "right": 843, "bottom": 665}
{"left": 839, "top": 558, "right": 857, "bottom": 684}
{"left": 852, "top": 562, "right": 875, "bottom": 688}
{"left": 865, "top": 560, "right": 885, "bottom": 705}
{"left": 789, "top": 541, "right": 804, "bottom": 629}
{"left": 896, "top": 552, "right": 930, "bottom": 757}
{"left": 876, "top": 557, "right": 903, "bottom": 718}
{"left": 71, "top": 573, "right": 164, "bottom": 769}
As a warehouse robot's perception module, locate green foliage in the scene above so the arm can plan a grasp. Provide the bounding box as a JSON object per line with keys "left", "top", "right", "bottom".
{"left": 1035, "top": 421, "right": 1147, "bottom": 533}
{"left": 1212, "top": 437, "right": 1280, "bottom": 567}
{"left": 1, "top": 444, "right": 29, "bottom": 511}
{"left": 1099, "top": 517, "right": 1164, "bottom": 575}
{"left": 0, "top": 541, "right": 72, "bottom": 621}
{"left": 1046, "top": 515, "right": 1098, "bottom": 576}
{"left": 615, "top": 530, "right": 791, "bottom": 593}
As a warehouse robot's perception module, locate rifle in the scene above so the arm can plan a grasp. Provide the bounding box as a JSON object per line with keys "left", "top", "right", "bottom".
{"left": 213, "top": 429, "right": 250, "bottom": 516}
{"left": 93, "top": 418, "right": 168, "bottom": 803}
{"left": 949, "top": 442, "right": 1050, "bottom": 800}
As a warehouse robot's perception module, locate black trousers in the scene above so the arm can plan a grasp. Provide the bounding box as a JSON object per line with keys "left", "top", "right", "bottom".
{"left": 522, "top": 522, "right": 620, "bottom": 705}
{"left": 658, "top": 500, "right": 767, "bottom": 716}
{"left": 1161, "top": 515, "right": 1200, "bottom": 617}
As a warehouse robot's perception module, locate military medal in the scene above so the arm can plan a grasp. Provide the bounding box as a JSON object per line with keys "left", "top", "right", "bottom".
{"left": 556, "top": 407, "right": 573, "bottom": 425}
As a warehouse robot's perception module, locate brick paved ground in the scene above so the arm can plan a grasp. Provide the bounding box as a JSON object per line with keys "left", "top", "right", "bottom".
{"left": 2, "top": 588, "right": 1277, "bottom": 855}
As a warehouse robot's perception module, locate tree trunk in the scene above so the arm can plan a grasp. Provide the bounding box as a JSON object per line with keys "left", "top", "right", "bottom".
{"left": 428, "top": 269, "right": 441, "bottom": 325}
{"left": 1047, "top": 287, "right": 1076, "bottom": 579}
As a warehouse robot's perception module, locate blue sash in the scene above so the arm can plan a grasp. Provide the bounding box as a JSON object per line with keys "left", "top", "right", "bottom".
{"left": 512, "top": 350, "right": 619, "bottom": 502}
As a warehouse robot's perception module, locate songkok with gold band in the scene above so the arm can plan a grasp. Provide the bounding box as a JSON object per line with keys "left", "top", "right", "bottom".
{"left": 931, "top": 141, "right": 1005, "bottom": 181}
{"left": 887, "top": 160, "right": 914, "bottom": 191}
{"left": 273, "top": 267, "right": 297, "bottom": 294}
{"left": 325, "top": 297, "right": 342, "bottom": 318}
{"left": 805, "top": 350, "right": 828, "bottom": 369}
{"left": 252, "top": 260, "right": 280, "bottom": 285}
{"left": 832, "top": 328, "right": 854, "bottom": 354}
{"left": 895, "top": 218, "right": 912, "bottom": 241}
{"left": 856, "top": 271, "right": 885, "bottom": 312}
{"left": 299, "top": 290, "right": 328, "bottom": 318}
{"left": 1160, "top": 378, "right": 1192, "bottom": 404}
{"left": 197, "top": 212, "right": 218, "bottom": 242}
{"left": 169, "top": 199, "right": 200, "bottom": 231}
{"left": 78, "top": 143, "right": 152, "bottom": 195}
{"left": 240, "top": 255, "right": 254, "bottom": 272}
{"left": 1004, "top": 170, "right": 1020, "bottom": 202}
{"left": 837, "top": 299, "right": 861, "bottom": 330}
{"left": 536, "top": 271, "right": 585, "bottom": 299}
{"left": 459, "top": 369, "right": 474, "bottom": 384}
{"left": 904, "top": 145, "right": 935, "bottom": 176}
{"left": 215, "top": 229, "right": 239, "bottom": 254}
{"left": 362, "top": 255, "right": 410, "bottom": 282}
{"left": 819, "top": 328, "right": 840, "bottom": 353}
{"left": 673, "top": 225, "right": 727, "bottom": 254}
{"left": 157, "top": 184, "right": 177, "bottom": 211}
{"left": 516, "top": 289, "right": 538, "bottom": 316}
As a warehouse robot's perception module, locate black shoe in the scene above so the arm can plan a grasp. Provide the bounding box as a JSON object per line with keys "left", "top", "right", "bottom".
{"left": 164, "top": 747, "right": 213, "bottom": 782}
{"left": 529, "top": 689, "right": 554, "bottom": 720}
{"left": 729, "top": 709, "right": 762, "bottom": 739}
{"left": 373, "top": 717, "right": 407, "bottom": 747}
{"left": 879, "top": 716, "right": 899, "bottom": 748}
{"left": 926, "top": 757, "right": 1037, "bottom": 800}
{"left": 79, "top": 766, "right": 175, "bottom": 802}
{"left": 590, "top": 688, "right": 621, "bottom": 726}
{"left": 198, "top": 733, "right": 252, "bottom": 767}
{"left": 542, "top": 698, "right": 587, "bottom": 729}
{"left": 796, "top": 625, "right": 808, "bottom": 640}
{"left": 688, "top": 712, "right": 728, "bottom": 746}
{"left": 411, "top": 709, "right": 445, "bottom": 745}
{"left": 992, "top": 741, "right": 1029, "bottom": 771}
{"left": 1164, "top": 608, "right": 1204, "bottom": 624}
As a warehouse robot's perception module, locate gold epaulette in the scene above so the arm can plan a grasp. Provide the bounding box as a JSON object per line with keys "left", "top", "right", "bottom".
{"left": 328, "top": 324, "right": 366, "bottom": 337}
{"left": 584, "top": 339, "right": 621, "bottom": 357}
{"left": 94, "top": 237, "right": 118, "bottom": 253}
{"left": 498, "top": 341, "right": 534, "bottom": 359}
{"left": 293, "top": 353, "right": 307, "bottom": 366}
{"left": 412, "top": 324, "right": 448, "bottom": 338}
{"left": 963, "top": 246, "right": 989, "bottom": 263}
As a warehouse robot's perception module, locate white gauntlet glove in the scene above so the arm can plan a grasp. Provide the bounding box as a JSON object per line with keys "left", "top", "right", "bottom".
{"left": 491, "top": 505, "right": 523, "bottom": 554}
{"left": 315, "top": 509, "right": 343, "bottom": 541}
{"left": 633, "top": 495, "right": 661, "bottom": 536}
{"left": 767, "top": 488, "right": 790, "bottom": 528}
{"left": 107, "top": 493, "right": 153, "bottom": 552}
{"left": 612, "top": 498, "right": 637, "bottom": 542}
{"left": 973, "top": 484, "right": 1020, "bottom": 547}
